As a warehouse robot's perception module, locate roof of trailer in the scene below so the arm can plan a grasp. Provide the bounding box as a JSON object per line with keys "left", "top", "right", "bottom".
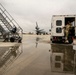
{"left": 53, "top": 15, "right": 76, "bottom": 17}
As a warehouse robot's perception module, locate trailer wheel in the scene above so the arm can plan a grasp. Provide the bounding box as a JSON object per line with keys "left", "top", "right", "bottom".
{"left": 36, "top": 33, "right": 38, "bottom": 35}
{"left": 10, "top": 37, "right": 15, "bottom": 42}
{"left": 68, "top": 37, "right": 73, "bottom": 44}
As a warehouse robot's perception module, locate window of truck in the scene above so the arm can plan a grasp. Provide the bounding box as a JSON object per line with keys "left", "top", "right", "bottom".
{"left": 56, "top": 28, "right": 62, "bottom": 33}
{"left": 56, "top": 20, "right": 62, "bottom": 26}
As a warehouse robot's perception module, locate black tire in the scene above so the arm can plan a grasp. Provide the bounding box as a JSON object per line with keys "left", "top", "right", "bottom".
{"left": 68, "top": 37, "right": 73, "bottom": 44}
{"left": 36, "top": 33, "right": 38, "bottom": 35}
{"left": 10, "top": 37, "right": 15, "bottom": 42}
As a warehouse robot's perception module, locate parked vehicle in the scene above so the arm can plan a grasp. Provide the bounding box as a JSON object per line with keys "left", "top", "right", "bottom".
{"left": 35, "top": 22, "right": 47, "bottom": 35}
{"left": 51, "top": 15, "right": 76, "bottom": 43}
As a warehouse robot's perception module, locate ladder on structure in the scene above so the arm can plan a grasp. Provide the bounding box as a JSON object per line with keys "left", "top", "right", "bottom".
{"left": 0, "top": 3, "right": 23, "bottom": 42}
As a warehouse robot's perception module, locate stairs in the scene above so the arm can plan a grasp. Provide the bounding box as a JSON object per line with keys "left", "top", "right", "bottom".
{"left": 0, "top": 24, "right": 6, "bottom": 34}
{"left": 0, "top": 13, "right": 13, "bottom": 31}
{"left": 0, "top": 3, "right": 23, "bottom": 42}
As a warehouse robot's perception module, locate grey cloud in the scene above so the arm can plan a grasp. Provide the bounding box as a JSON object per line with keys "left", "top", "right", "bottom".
{"left": 0, "top": 0, "right": 76, "bottom": 32}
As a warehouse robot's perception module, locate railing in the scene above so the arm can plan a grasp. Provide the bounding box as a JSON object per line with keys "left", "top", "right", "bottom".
{"left": 0, "top": 3, "right": 23, "bottom": 42}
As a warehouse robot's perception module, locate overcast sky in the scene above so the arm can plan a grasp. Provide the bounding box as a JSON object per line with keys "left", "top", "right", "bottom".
{"left": 0, "top": 0, "right": 76, "bottom": 33}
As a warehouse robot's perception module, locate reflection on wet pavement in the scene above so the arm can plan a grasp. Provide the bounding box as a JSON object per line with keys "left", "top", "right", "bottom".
{"left": 35, "top": 37, "right": 48, "bottom": 48}
{"left": 35, "top": 37, "right": 40, "bottom": 48}
{"left": 0, "top": 45, "right": 22, "bottom": 75}
{"left": 50, "top": 44, "right": 75, "bottom": 74}
{"left": 1, "top": 35, "right": 76, "bottom": 75}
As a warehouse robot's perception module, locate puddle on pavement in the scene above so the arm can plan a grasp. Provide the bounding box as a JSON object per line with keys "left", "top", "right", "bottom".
{"left": 34, "top": 37, "right": 76, "bottom": 75}
{"left": 35, "top": 37, "right": 49, "bottom": 48}
{"left": 50, "top": 43, "right": 76, "bottom": 74}
{"left": 3, "top": 36, "right": 76, "bottom": 75}
{"left": 0, "top": 46, "right": 22, "bottom": 75}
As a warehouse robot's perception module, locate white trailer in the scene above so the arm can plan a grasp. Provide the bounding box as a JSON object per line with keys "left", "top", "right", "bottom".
{"left": 51, "top": 15, "right": 76, "bottom": 43}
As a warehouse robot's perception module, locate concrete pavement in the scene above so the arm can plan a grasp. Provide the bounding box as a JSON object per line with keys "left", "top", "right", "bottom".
{"left": 0, "top": 35, "right": 74, "bottom": 75}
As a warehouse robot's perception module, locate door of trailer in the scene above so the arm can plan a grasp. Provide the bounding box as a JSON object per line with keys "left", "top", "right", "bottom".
{"left": 51, "top": 16, "right": 64, "bottom": 36}
{"left": 65, "top": 17, "right": 75, "bottom": 37}
{"left": 75, "top": 17, "right": 76, "bottom": 36}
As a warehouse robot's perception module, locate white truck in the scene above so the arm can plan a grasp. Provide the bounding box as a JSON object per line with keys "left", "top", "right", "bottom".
{"left": 51, "top": 15, "right": 76, "bottom": 43}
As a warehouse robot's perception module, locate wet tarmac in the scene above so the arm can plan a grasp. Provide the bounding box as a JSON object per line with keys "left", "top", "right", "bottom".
{"left": 0, "top": 43, "right": 22, "bottom": 75}
{"left": 0, "top": 35, "right": 75, "bottom": 75}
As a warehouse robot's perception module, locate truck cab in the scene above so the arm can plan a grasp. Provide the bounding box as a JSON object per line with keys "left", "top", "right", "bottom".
{"left": 51, "top": 15, "right": 76, "bottom": 43}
